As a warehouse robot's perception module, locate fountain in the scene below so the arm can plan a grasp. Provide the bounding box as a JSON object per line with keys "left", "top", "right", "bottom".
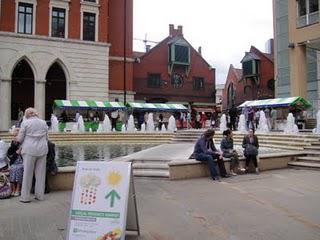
{"left": 256, "top": 110, "right": 270, "bottom": 133}
{"left": 237, "top": 114, "right": 247, "bottom": 133}
{"left": 167, "top": 115, "right": 176, "bottom": 132}
{"left": 102, "top": 115, "right": 112, "bottom": 132}
{"left": 146, "top": 113, "right": 155, "bottom": 132}
{"left": 77, "top": 115, "right": 85, "bottom": 132}
{"left": 161, "top": 124, "right": 167, "bottom": 132}
{"left": 121, "top": 124, "right": 126, "bottom": 132}
{"left": 313, "top": 110, "right": 320, "bottom": 134}
{"left": 283, "top": 113, "right": 299, "bottom": 134}
{"left": 96, "top": 123, "right": 103, "bottom": 133}
{"left": 219, "top": 114, "right": 227, "bottom": 132}
{"left": 140, "top": 123, "right": 146, "bottom": 132}
{"left": 50, "top": 114, "right": 59, "bottom": 132}
{"left": 127, "top": 114, "right": 135, "bottom": 132}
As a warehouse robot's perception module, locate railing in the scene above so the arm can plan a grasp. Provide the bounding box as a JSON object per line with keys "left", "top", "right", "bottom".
{"left": 297, "top": 11, "right": 319, "bottom": 28}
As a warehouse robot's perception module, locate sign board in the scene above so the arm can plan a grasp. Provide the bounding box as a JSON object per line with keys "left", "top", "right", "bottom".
{"left": 66, "top": 161, "right": 138, "bottom": 240}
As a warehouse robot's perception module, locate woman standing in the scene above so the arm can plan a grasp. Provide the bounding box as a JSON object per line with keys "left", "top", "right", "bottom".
{"left": 242, "top": 128, "right": 259, "bottom": 174}
{"left": 220, "top": 129, "right": 240, "bottom": 176}
{"left": 17, "top": 108, "right": 48, "bottom": 203}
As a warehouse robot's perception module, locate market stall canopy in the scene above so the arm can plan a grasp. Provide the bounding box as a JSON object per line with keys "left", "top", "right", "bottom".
{"left": 53, "top": 100, "right": 126, "bottom": 110}
{"left": 238, "top": 97, "right": 312, "bottom": 109}
{"left": 126, "top": 102, "right": 188, "bottom": 112}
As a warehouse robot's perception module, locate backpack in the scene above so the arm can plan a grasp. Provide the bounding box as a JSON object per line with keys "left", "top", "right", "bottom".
{"left": 0, "top": 173, "right": 11, "bottom": 199}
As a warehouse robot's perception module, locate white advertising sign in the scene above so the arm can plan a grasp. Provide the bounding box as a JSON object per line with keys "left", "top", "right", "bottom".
{"left": 67, "top": 161, "right": 131, "bottom": 240}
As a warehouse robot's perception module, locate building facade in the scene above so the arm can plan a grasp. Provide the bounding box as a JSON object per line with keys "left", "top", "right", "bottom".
{"left": 223, "top": 46, "right": 274, "bottom": 110}
{"left": 133, "top": 24, "right": 216, "bottom": 110}
{"left": 273, "top": 0, "right": 320, "bottom": 115}
{"left": 0, "top": 0, "right": 133, "bottom": 131}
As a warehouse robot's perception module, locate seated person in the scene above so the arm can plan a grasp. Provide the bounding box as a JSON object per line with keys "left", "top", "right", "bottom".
{"left": 7, "top": 128, "right": 24, "bottom": 197}
{"left": 220, "top": 129, "right": 240, "bottom": 176}
{"left": 192, "top": 129, "right": 229, "bottom": 181}
{"left": 0, "top": 139, "right": 8, "bottom": 172}
{"left": 242, "top": 128, "right": 259, "bottom": 174}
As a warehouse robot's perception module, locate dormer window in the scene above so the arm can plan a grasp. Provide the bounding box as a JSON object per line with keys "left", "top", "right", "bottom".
{"left": 169, "top": 44, "right": 190, "bottom": 65}
{"left": 242, "top": 60, "right": 259, "bottom": 76}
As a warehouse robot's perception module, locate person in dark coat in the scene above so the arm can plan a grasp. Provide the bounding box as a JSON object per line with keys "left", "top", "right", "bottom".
{"left": 242, "top": 128, "right": 259, "bottom": 174}
{"left": 191, "top": 129, "right": 229, "bottom": 181}
{"left": 32, "top": 140, "right": 57, "bottom": 194}
{"left": 229, "top": 105, "right": 237, "bottom": 131}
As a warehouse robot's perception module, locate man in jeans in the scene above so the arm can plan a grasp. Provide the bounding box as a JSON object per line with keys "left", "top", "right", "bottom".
{"left": 192, "top": 129, "right": 230, "bottom": 181}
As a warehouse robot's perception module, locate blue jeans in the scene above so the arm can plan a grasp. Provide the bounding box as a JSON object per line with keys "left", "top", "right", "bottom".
{"left": 195, "top": 153, "right": 218, "bottom": 179}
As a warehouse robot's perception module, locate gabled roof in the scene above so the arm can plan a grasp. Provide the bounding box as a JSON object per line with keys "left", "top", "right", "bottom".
{"left": 240, "top": 52, "right": 260, "bottom": 63}
{"left": 250, "top": 46, "right": 274, "bottom": 63}
{"left": 136, "top": 34, "right": 213, "bottom": 69}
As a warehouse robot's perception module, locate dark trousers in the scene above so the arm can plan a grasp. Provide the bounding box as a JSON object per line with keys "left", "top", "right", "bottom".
{"left": 245, "top": 155, "right": 258, "bottom": 168}
{"left": 111, "top": 118, "right": 117, "bottom": 130}
{"left": 195, "top": 153, "right": 227, "bottom": 179}
{"left": 230, "top": 119, "right": 236, "bottom": 131}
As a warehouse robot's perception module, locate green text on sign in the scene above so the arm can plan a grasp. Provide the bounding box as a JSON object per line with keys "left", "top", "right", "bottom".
{"left": 71, "top": 210, "right": 120, "bottom": 219}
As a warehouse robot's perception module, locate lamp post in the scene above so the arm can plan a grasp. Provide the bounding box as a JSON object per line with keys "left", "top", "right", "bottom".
{"left": 123, "top": 0, "right": 127, "bottom": 104}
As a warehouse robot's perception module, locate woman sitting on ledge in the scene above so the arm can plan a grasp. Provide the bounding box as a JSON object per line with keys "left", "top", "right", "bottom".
{"left": 192, "top": 129, "right": 230, "bottom": 181}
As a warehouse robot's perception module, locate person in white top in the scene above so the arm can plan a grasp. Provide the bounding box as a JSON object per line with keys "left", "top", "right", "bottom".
{"left": 17, "top": 108, "right": 48, "bottom": 203}
{"left": 0, "top": 139, "right": 8, "bottom": 172}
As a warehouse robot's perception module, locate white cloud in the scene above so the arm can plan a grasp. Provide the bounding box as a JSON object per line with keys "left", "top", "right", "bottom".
{"left": 133, "top": 0, "right": 273, "bottom": 85}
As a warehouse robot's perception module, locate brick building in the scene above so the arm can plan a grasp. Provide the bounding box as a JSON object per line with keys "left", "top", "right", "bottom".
{"left": 223, "top": 46, "right": 274, "bottom": 110}
{"left": 133, "top": 24, "right": 216, "bottom": 111}
{"left": 0, "top": 0, "right": 133, "bottom": 131}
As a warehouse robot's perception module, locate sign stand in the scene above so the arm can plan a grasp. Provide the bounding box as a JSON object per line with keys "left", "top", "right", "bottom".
{"left": 66, "top": 161, "right": 140, "bottom": 240}
{"left": 125, "top": 168, "right": 140, "bottom": 236}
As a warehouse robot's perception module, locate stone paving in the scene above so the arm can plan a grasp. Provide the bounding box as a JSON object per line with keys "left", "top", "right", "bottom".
{"left": 1, "top": 169, "right": 320, "bottom": 240}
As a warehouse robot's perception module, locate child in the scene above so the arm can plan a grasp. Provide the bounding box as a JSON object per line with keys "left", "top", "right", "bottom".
{"left": 7, "top": 129, "right": 23, "bottom": 197}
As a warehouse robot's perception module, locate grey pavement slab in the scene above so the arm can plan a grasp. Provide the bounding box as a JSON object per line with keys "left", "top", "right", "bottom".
{"left": 1, "top": 169, "right": 320, "bottom": 240}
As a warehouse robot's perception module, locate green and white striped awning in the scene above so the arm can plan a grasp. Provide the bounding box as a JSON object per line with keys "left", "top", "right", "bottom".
{"left": 238, "top": 97, "right": 312, "bottom": 109}
{"left": 126, "top": 102, "right": 188, "bottom": 112}
{"left": 53, "top": 100, "right": 126, "bottom": 110}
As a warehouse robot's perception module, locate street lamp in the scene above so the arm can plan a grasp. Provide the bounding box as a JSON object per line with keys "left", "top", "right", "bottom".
{"left": 123, "top": 0, "right": 127, "bottom": 104}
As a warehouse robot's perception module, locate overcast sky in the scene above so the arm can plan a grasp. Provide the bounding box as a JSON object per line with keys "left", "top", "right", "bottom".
{"left": 133, "top": 0, "right": 273, "bottom": 85}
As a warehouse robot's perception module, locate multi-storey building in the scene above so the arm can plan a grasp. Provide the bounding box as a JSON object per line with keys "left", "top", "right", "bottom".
{"left": 133, "top": 24, "right": 216, "bottom": 111}
{"left": 273, "top": 0, "right": 320, "bottom": 115}
{"left": 223, "top": 46, "right": 274, "bottom": 110}
{"left": 0, "top": 0, "right": 133, "bottom": 131}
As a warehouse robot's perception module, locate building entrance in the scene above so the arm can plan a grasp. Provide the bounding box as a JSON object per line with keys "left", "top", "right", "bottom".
{"left": 11, "top": 59, "right": 34, "bottom": 121}
{"left": 45, "top": 62, "right": 66, "bottom": 120}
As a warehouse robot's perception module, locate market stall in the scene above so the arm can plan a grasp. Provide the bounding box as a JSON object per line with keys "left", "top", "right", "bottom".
{"left": 238, "top": 96, "right": 312, "bottom": 129}
{"left": 53, "top": 100, "right": 126, "bottom": 131}
{"left": 126, "top": 102, "right": 189, "bottom": 129}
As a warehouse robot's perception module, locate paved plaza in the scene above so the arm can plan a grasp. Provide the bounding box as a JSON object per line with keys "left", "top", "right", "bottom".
{"left": 0, "top": 169, "right": 320, "bottom": 240}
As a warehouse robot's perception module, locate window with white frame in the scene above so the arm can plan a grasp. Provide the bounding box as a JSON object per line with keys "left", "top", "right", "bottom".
{"left": 297, "top": 0, "right": 319, "bottom": 27}
{"left": 49, "top": 0, "right": 70, "bottom": 38}
{"left": 80, "top": 1, "right": 99, "bottom": 41}
{"left": 15, "top": 0, "right": 37, "bottom": 34}
{"left": 83, "top": 12, "right": 95, "bottom": 41}
{"left": 17, "top": 2, "right": 33, "bottom": 34}
{"left": 51, "top": 8, "right": 65, "bottom": 38}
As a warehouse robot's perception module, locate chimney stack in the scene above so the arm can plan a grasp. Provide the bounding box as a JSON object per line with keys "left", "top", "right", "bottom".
{"left": 169, "top": 24, "right": 174, "bottom": 37}
{"left": 146, "top": 44, "right": 151, "bottom": 53}
{"left": 169, "top": 24, "right": 183, "bottom": 37}
{"left": 198, "top": 46, "right": 202, "bottom": 56}
{"left": 177, "top": 25, "right": 183, "bottom": 36}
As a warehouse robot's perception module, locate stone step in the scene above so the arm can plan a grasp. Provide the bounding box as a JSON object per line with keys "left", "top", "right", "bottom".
{"left": 288, "top": 161, "right": 320, "bottom": 169}
{"left": 132, "top": 169, "right": 169, "bottom": 178}
{"left": 302, "top": 150, "right": 320, "bottom": 156}
{"left": 132, "top": 163, "right": 169, "bottom": 170}
{"left": 296, "top": 156, "right": 320, "bottom": 162}
{"left": 304, "top": 146, "right": 320, "bottom": 150}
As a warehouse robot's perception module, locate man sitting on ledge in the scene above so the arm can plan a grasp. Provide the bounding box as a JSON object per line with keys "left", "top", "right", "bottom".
{"left": 192, "top": 129, "right": 230, "bottom": 182}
